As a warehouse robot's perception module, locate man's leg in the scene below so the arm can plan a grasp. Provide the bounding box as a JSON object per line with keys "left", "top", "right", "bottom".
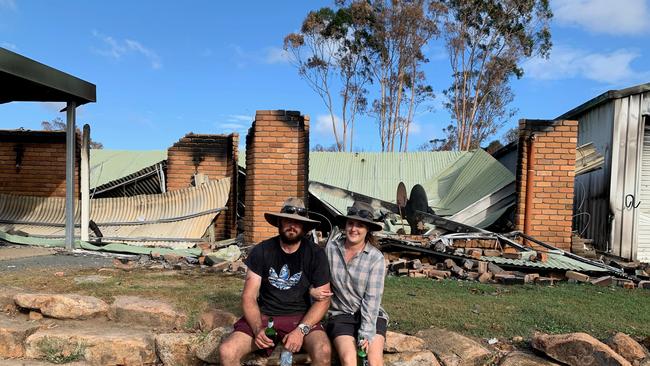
{"left": 367, "top": 334, "right": 385, "bottom": 366}
{"left": 218, "top": 331, "right": 258, "bottom": 366}
{"left": 302, "top": 330, "right": 331, "bottom": 366}
{"left": 333, "top": 335, "right": 357, "bottom": 366}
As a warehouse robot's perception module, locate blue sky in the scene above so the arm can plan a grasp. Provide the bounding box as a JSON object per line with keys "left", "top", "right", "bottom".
{"left": 1, "top": 0, "right": 649, "bottom": 151}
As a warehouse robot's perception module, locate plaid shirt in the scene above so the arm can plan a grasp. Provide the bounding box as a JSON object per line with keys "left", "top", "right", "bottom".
{"left": 326, "top": 232, "right": 388, "bottom": 341}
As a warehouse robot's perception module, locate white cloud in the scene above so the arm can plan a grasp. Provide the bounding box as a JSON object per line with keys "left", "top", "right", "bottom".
{"left": 219, "top": 123, "right": 247, "bottom": 130}
{"left": 92, "top": 31, "right": 162, "bottom": 69}
{"left": 553, "top": 0, "right": 650, "bottom": 35}
{"left": 524, "top": 45, "right": 650, "bottom": 84}
{"left": 0, "top": 0, "right": 16, "bottom": 10}
{"left": 39, "top": 102, "right": 66, "bottom": 113}
{"left": 408, "top": 122, "right": 422, "bottom": 135}
{"left": 1, "top": 41, "right": 16, "bottom": 50}
{"left": 264, "top": 47, "right": 290, "bottom": 64}
{"left": 313, "top": 114, "right": 342, "bottom": 137}
{"left": 227, "top": 114, "right": 252, "bottom": 122}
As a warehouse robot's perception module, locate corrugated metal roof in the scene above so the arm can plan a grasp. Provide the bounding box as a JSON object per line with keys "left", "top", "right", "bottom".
{"left": 0, "top": 177, "right": 230, "bottom": 249}
{"left": 92, "top": 162, "right": 166, "bottom": 198}
{"left": 90, "top": 150, "right": 167, "bottom": 189}
{"left": 308, "top": 150, "right": 515, "bottom": 226}
{"left": 478, "top": 252, "right": 608, "bottom": 272}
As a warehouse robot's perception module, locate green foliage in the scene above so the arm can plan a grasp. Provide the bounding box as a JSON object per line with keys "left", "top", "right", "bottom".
{"left": 441, "top": 0, "right": 552, "bottom": 150}
{"left": 37, "top": 337, "right": 86, "bottom": 364}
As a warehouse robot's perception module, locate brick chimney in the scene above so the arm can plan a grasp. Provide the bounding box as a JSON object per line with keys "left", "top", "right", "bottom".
{"left": 244, "top": 110, "right": 309, "bottom": 245}
{"left": 166, "top": 133, "right": 239, "bottom": 239}
{"left": 515, "top": 119, "right": 577, "bottom": 251}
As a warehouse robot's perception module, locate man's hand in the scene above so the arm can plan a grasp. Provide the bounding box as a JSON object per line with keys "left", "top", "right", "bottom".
{"left": 309, "top": 286, "right": 333, "bottom": 301}
{"left": 282, "top": 328, "right": 304, "bottom": 353}
{"left": 254, "top": 328, "right": 274, "bottom": 349}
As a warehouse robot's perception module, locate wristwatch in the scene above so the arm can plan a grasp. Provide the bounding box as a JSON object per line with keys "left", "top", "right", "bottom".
{"left": 298, "top": 323, "right": 311, "bottom": 336}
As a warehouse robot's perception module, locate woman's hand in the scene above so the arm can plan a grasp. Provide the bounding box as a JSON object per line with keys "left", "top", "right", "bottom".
{"left": 359, "top": 338, "right": 369, "bottom": 352}
{"left": 309, "top": 286, "right": 333, "bottom": 301}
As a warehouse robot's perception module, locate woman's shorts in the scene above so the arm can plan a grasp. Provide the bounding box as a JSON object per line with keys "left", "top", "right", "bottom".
{"left": 325, "top": 311, "right": 387, "bottom": 339}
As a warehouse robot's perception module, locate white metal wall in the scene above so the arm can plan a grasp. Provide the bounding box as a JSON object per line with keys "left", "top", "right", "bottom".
{"left": 638, "top": 122, "right": 650, "bottom": 262}
{"left": 609, "top": 92, "right": 650, "bottom": 260}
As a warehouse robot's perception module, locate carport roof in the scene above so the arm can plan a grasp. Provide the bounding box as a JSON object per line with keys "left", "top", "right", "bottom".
{"left": 0, "top": 48, "right": 96, "bottom": 105}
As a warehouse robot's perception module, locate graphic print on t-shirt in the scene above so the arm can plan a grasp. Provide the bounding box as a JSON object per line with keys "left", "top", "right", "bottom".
{"left": 269, "top": 264, "right": 302, "bottom": 290}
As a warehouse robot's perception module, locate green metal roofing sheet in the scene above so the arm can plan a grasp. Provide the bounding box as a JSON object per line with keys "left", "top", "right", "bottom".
{"left": 90, "top": 150, "right": 167, "bottom": 189}
{"left": 309, "top": 150, "right": 515, "bottom": 222}
{"left": 477, "top": 251, "right": 609, "bottom": 272}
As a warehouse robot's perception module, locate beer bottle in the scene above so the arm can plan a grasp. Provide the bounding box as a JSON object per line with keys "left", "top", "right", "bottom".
{"left": 357, "top": 335, "right": 369, "bottom": 366}
{"left": 264, "top": 317, "right": 276, "bottom": 344}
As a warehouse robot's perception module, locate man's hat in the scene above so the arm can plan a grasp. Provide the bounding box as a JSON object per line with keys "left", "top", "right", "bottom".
{"left": 264, "top": 197, "right": 321, "bottom": 231}
{"left": 336, "top": 201, "right": 384, "bottom": 232}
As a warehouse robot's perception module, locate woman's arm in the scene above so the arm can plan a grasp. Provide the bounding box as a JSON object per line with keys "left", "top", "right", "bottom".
{"left": 359, "top": 255, "right": 386, "bottom": 342}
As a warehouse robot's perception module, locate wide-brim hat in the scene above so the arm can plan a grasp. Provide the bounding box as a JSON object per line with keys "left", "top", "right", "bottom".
{"left": 264, "top": 197, "right": 321, "bottom": 231}
{"left": 336, "top": 201, "right": 384, "bottom": 232}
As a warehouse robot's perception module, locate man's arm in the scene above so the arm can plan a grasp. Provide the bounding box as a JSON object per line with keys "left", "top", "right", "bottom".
{"left": 301, "top": 282, "right": 331, "bottom": 326}
{"left": 242, "top": 269, "right": 274, "bottom": 349}
{"left": 282, "top": 282, "right": 331, "bottom": 353}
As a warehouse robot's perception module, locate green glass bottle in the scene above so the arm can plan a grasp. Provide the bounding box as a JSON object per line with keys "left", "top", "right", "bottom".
{"left": 357, "top": 335, "right": 369, "bottom": 366}
{"left": 265, "top": 317, "right": 276, "bottom": 344}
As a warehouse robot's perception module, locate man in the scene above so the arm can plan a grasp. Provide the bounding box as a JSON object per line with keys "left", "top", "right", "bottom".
{"left": 219, "top": 198, "right": 332, "bottom": 365}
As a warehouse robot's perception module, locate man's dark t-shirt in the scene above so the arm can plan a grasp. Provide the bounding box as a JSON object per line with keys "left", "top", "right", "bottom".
{"left": 245, "top": 236, "right": 330, "bottom": 316}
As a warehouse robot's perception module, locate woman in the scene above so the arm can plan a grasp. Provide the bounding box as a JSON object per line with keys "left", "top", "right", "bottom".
{"left": 312, "top": 201, "right": 388, "bottom": 366}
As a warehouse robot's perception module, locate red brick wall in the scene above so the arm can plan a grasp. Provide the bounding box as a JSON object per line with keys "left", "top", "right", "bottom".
{"left": 244, "top": 110, "right": 309, "bottom": 245}
{"left": 166, "top": 133, "right": 239, "bottom": 240}
{"left": 0, "top": 131, "right": 80, "bottom": 198}
{"left": 515, "top": 119, "right": 578, "bottom": 251}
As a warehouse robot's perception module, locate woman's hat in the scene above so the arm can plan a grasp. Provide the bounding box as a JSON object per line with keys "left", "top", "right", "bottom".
{"left": 336, "top": 201, "right": 384, "bottom": 232}
{"left": 264, "top": 197, "right": 320, "bottom": 231}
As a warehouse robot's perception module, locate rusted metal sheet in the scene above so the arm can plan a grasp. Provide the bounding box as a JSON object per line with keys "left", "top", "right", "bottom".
{"left": 0, "top": 177, "right": 230, "bottom": 249}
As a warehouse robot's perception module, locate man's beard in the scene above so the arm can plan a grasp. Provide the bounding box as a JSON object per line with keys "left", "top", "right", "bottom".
{"left": 279, "top": 227, "right": 303, "bottom": 245}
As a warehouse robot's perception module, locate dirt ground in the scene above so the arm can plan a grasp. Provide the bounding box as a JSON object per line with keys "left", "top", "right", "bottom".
{"left": 0, "top": 243, "right": 114, "bottom": 272}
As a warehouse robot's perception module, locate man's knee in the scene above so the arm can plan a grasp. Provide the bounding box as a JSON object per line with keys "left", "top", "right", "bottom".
{"left": 218, "top": 340, "right": 237, "bottom": 363}
{"left": 219, "top": 335, "right": 245, "bottom": 363}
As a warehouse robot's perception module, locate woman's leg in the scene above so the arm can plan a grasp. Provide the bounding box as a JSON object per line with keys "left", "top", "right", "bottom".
{"left": 367, "top": 334, "right": 385, "bottom": 366}
{"left": 333, "top": 335, "right": 358, "bottom": 366}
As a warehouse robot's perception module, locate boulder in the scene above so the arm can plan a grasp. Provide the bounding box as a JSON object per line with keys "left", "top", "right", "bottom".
{"left": 605, "top": 333, "right": 649, "bottom": 365}
{"left": 155, "top": 333, "right": 202, "bottom": 366}
{"left": 198, "top": 308, "right": 238, "bottom": 332}
{"left": 499, "top": 351, "right": 562, "bottom": 366}
{"left": 13, "top": 294, "right": 109, "bottom": 320}
{"left": 24, "top": 324, "right": 156, "bottom": 366}
{"left": 384, "top": 351, "right": 441, "bottom": 366}
{"left": 242, "top": 346, "right": 311, "bottom": 365}
{"left": 415, "top": 328, "right": 491, "bottom": 366}
{"left": 0, "top": 316, "right": 41, "bottom": 358}
{"left": 384, "top": 331, "right": 426, "bottom": 353}
{"left": 0, "top": 286, "right": 22, "bottom": 313}
{"left": 109, "top": 296, "right": 187, "bottom": 329}
{"left": 532, "top": 332, "right": 632, "bottom": 366}
{"left": 195, "top": 326, "right": 232, "bottom": 363}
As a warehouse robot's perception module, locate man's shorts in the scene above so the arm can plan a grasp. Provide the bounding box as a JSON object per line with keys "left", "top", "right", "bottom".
{"left": 233, "top": 314, "right": 325, "bottom": 355}
{"left": 325, "top": 311, "right": 388, "bottom": 340}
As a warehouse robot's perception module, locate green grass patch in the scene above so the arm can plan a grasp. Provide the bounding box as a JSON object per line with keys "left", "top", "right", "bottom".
{"left": 383, "top": 277, "right": 650, "bottom": 339}
{"left": 37, "top": 337, "right": 86, "bottom": 364}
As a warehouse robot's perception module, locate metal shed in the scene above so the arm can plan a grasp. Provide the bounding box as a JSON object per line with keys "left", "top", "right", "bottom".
{"left": 558, "top": 82, "right": 650, "bottom": 261}
{"left": 0, "top": 47, "right": 96, "bottom": 250}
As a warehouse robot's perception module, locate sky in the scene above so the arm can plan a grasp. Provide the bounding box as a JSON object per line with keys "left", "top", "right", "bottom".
{"left": 0, "top": 0, "right": 649, "bottom": 152}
